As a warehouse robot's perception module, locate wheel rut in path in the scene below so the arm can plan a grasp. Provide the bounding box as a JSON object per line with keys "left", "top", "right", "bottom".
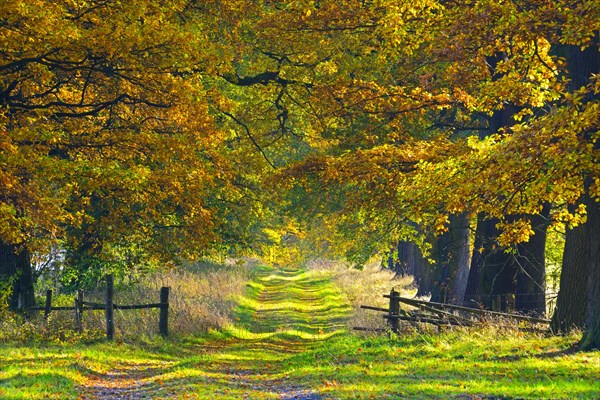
{"left": 78, "top": 266, "right": 351, "bottom": 399}
{"left": 201, "top": 266, "right": 351, "bottom": 399}
{"left": 78, "top": 360, "right": 176, "bottom": 399}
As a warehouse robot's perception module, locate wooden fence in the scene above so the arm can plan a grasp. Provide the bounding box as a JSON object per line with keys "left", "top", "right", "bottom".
{"left": 356, "top": 289, "right": 551, "bottom": 334}
{"left": 28, "top": 275, "right": 170, "bottom": 340}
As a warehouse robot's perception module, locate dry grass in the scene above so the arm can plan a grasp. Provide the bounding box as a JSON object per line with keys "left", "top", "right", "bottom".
{"left": 306, "top": 258, "right": 557, "bottom": 338}
{"left": 82, "top": 258, "right": 256, "bottom": 338}
{"left": 0, "top": 258, "right": 256, "bottom": 342}
{"left": 306, "top": 257, "right": 414, "bottom": 334}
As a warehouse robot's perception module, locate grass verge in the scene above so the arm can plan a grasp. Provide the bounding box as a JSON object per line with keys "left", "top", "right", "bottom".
{"left": 1, "top": 263, "right": 598, "bottom": 399}
{"left": 286, "top": 329, "right": 598, "bottom": 399}
{"left": 0, "top": 258, "right": 254, "bottom": 343}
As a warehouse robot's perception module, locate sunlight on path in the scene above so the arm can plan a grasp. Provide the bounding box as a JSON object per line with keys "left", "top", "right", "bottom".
{"left": 77, "top": 265, "right": 352, "bottom": 399}
{"left": 187, "top": 266, "right": 352, "bottom": 399}
{"left": 6, "top": 265, "right": 596, "bottom": 399}
{"left": 78, "top": 360, "right": 176, "bottom": 399}
{"left": 229, "top": 267, "right": 350, "bottom": 341}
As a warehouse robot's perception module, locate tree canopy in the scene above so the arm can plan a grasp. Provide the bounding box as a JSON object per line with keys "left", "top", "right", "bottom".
{"left": 1, "top": 0, "right": 599, "bottom": 348}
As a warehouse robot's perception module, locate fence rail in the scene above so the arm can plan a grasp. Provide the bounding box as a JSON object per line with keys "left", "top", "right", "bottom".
{"left": 27, "top": 274, "right": 170, "bottom": 340}
{"left": 357, "top": 289, "right": 551, "bottom": 334}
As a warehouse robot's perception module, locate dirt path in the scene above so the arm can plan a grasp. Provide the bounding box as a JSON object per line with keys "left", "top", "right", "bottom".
{"left": 78, "top": 266, "right": 350, "bottom": 399}
{"left": 205, "top": 267, "right": 349, "bottom": 399}
{"left": 78, "top": 360, "right": 175, "bottom": 399}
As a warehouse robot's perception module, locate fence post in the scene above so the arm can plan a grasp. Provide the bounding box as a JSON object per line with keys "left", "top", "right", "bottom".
{"left": 105, "top": 275, "right": 114, "bottom": 341}
{"left": 159, "top": 287, "right": 170, "bottom": 337}
{"left": 388, "top": 288, "right": 400, "bottom": 334}
{"left": 44, "top": 290, "right": 52, "bottom": 322}
{"left": 491, "top": 295, "right": 500, "bottom": 312}
{"left": 507, "top": 294, "right": 515, "bottom": 312}
{"left": 75, "top": 289, "right": 84, "bottom": 333}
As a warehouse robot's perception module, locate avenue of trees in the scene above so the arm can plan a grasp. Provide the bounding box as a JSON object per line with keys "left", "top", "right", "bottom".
{"left": 1, "top": 1, "right": 598, "bottom": 349}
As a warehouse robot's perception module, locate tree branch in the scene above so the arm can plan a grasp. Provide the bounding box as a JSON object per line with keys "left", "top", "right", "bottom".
{"left": 222, "top": 111, "right": 276, "bottom": 169}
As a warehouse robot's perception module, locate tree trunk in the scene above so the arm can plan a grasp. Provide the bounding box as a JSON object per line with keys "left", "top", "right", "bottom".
{"left": 427, "top": 213, "right": 471, "bottom": 304}
{"left": 390, "top": 239, "right": 434, "bottom": 297}
{"left": 407, "top": 242, "right": 432, "bottom": 297}
{"left": 464, "top": 211, "right": 549, "bottom": 313}
{"left": 395, "top": 241, "right": 417, "bottom": 276}
{"left": 464, "top": 215, "right": 516, "bottom": 310}
{"left": 425, "top": 240, "right": 445, "bottom": 302}
{"left": 572, "top": 35, "right": 600, "bottom": 351}
{"left": 464, "top": 213, "right": 485, "bottom": 308}
{"left": 446, "top": 213, "right": 471, "bottom": 304}
{"left": 463, "top": 54, "right": 520, "bottom": 310}
{"left": 514, "top": 204, "right": 550, "bottom": 316}
{"left": 580, "top": 177, "right": 600, "bottom": 350}
{"left": 0, "top": 241, "right": 36, "bottom": 312}
{"left": 551, "top": 36, "right": 600, "bottom": 348}
{"left": 387, "top": 247, "right": 395, "bottom": 273}
{"left": 551, "top": 214, "right": 589, "bottom": 333}
{"left": 399, "top": 213, "right": 471, "bottom": 303}
{"left": 550, "top": 205, "right": 588, "bottom": 333}
{"left": 463, "top": 52, "right": 550, "bottom": 312}
{"left": 478, "top": 221, "right": 516, "bottom": 312}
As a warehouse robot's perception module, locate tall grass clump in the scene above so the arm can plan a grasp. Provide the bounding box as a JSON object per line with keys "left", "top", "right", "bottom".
{"left": 0, "top": 293, "right": 105, "bottom": 344}
{"left": 306, "top": 257, "right": 413, "bottom": 333}
{"left": 80, "top": 258, "right": 256, "bottom": 338}
{"left": 0, "top": 258, "right": 256, "bottom": 343}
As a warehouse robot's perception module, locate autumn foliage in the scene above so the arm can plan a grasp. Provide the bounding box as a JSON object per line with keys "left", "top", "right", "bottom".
{"left": 1, "top": 1, "right": 599, "bottom": 347}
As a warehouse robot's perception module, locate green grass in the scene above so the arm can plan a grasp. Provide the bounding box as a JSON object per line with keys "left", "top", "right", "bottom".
{"left": 286, "top": 330, "right": 598, "bottom": 399}
{"left": 1, "top": 264, "right": 598, "bottom": 399}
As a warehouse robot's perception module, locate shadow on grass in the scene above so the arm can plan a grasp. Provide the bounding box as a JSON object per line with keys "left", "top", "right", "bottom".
{"left": 0, "top": 372, "right": 75, "bottom": 399}
{"left": 279, "top": 331, "right": 600, "bottom": 399}
{"left": 5, "top": 265, "right": 596, "bottom": 399}
{"left": 147, "top": 265, "right": 353, "bottom": 398}
{"left": 493, "top": 342, "right": 584, "bottom": 363}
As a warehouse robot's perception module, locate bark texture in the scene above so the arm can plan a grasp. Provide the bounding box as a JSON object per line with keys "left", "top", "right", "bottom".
{"left": 574, "top": 38, "right": 600, "bottom": 351}
{"left": 464, "top": 215, "right": 516, "bottom": 310}
{"left": 396, "top": 241, "right": 417, "bottom": 277}
{"left": 581, "top": 178, "right": 600, "bottom": 349}
{"left": 430, "top": 213, "right": 471, "bottom": 304}
{"left": 551, "top": 38, "right": 600, "bottom": 348}
{"left": 0, "top": 241, "right": 36, "bottom": 311}
{"left": 550, "top": 206, "right": 588, "bottom": 332}
{"left": 514, "top": 204, "right": 550, "bottom": 316}
{"left": 393, "top": 214, "right": 470, "bottom": 303}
